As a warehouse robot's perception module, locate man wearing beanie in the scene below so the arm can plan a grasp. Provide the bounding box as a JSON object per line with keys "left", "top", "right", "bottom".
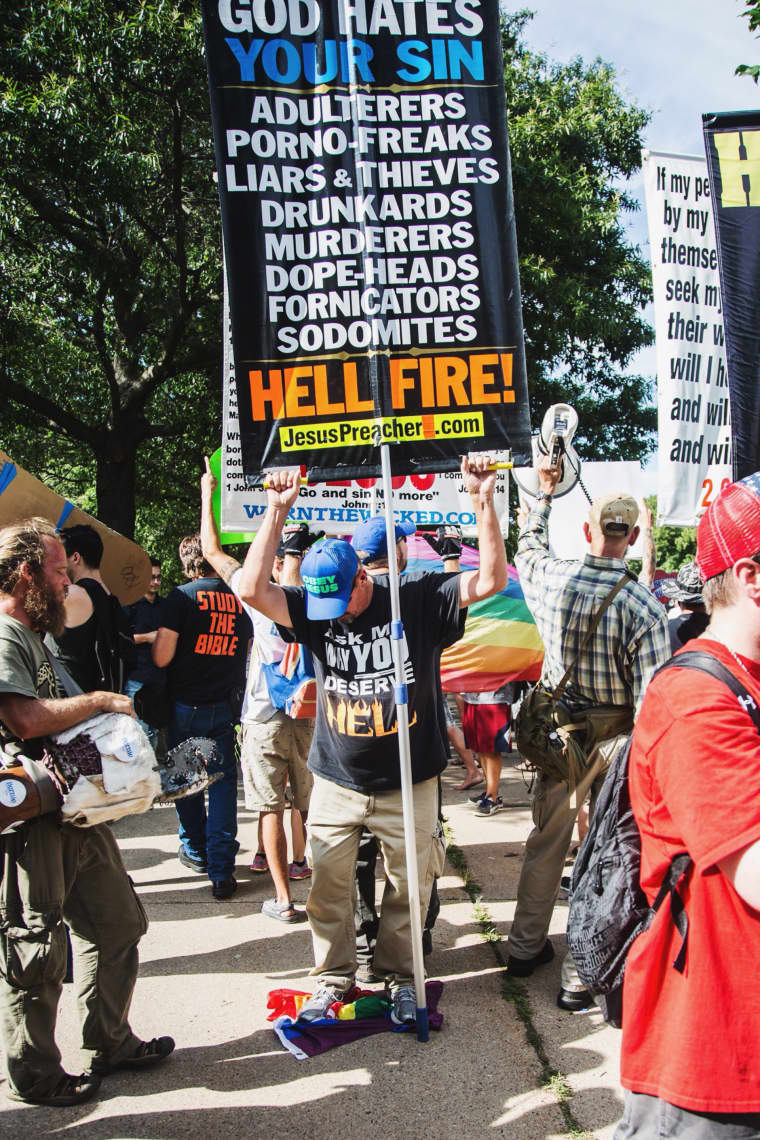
{"left": 616, "top": 473, "right": 760, "bottom": 1137}
{"left": 236, "top": 457, "right": 506, "bottom": 1027}
{"left": 507, "top": 455, "right": 670, "bottom": 1010}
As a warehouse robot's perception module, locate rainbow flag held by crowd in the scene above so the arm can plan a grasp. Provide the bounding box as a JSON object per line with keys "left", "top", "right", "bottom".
{"left": 405, "top": 535, "right": 544, "bottom": 692}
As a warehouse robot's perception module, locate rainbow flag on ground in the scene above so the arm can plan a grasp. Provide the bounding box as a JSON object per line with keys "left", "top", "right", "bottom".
{"left": 405, "top": 535, "right": 543, "bottom": 692}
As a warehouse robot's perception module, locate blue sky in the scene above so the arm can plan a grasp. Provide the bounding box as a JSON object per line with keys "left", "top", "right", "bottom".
{"left": 516, "top": 1, "right": 755, "bottom": 157}
{"left": 505, "top": 1, "right": 758, "bottom": 408}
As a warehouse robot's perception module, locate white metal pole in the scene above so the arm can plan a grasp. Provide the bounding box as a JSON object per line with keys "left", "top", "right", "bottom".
{"left": 379, "top": 442, "right": 428, "bottom": 1041}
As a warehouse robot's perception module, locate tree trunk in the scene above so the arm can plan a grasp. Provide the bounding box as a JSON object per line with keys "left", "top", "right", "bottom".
{"left": 95, "top": 440, "right": 137, "bottom": 538}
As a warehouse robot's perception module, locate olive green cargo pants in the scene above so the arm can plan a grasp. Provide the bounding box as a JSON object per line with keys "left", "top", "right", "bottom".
{"left": 0, "top": 813, "right": 148, "bottom": 1099}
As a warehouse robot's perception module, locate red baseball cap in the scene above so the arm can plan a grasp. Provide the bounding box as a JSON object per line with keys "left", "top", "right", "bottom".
{"left": 696, "top": 473, "right": 760, "bottom": 580}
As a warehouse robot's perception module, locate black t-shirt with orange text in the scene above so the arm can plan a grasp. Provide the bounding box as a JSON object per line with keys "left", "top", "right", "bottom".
{"left": 161, "top": 577, "right": 252, "bottom": 705}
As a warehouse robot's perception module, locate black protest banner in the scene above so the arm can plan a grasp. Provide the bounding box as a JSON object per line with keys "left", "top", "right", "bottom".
{"left": 201, "top": 0, "right": 531, "bottom": 483}
{"left": 703, "top": 111, "right": 760, "bottom": 480}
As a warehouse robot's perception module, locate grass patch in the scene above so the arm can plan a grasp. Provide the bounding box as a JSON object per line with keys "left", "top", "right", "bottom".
{"left": 445, "top": 823, "right": 594, "bottom": 1138}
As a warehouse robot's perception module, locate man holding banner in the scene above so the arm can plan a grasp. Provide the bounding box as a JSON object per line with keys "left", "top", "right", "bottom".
{"left": 236, "top": 456, "right": 505, "bottom": 1025}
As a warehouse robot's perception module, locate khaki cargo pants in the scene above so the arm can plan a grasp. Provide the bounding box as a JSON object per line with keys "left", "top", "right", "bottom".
{"left": 306, "top": 774, "right": 443, "bottom": 990}
{"left": 0, "top": 813, "right": 148, "bottom": 1099}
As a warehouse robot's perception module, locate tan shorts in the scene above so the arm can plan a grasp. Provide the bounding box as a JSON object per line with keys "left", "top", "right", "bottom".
{"left": 240, "top": 712, "right": 314, "bottom": 812}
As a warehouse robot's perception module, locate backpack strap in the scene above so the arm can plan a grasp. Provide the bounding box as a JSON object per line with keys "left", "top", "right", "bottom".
{"left": 648, "top": 649, "right": 760, "bottom": 973}
{"left": 554, "top": 570, "right": 636, "bottom": 702}
{"left": 43, "top": 645, "right": 83, "bottom": 699}
{"left": 657, "top": 650, "right": 760, "bottom": 730}
{"left": 650, "top": 851, "right": 692, "bottom": 973}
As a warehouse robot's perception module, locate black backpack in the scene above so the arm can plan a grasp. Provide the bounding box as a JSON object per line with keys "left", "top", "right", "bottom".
{"left": 80, "top": 579, "right": 137, "bottom": 693}
{"left": 566, "top": 650, "right": 760, "bottom": 1028}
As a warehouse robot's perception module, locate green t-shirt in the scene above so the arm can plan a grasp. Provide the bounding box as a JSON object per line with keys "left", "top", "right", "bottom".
{"left": 0, "top": 613, "right": 61, "bottom": 755}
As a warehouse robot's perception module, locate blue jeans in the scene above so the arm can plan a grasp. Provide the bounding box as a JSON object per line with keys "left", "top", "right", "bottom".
{"left": 124, "top": 679, "right": 159, "bottom": 751}
{"left": 169, "top": 700, "right": 238, "bottom": 882}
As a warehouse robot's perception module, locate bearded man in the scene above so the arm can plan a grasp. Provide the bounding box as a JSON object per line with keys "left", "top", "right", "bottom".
{"left": 0, "top": 518, "right": 173, "bottom": 1108}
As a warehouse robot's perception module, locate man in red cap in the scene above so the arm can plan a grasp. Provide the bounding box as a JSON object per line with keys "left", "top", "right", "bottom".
{"left": 616, "top": 473, "right": 760, "bottom": 1137}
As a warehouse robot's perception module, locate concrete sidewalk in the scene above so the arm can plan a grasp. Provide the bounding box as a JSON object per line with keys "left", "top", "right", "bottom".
{"left": 0, "top": 760, "right": 624, "bottom": 1139}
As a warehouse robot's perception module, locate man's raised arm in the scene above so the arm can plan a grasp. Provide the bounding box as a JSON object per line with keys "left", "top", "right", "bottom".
{"left": 457, "top": 454, "right": 508, "bottom": 608}
{"left": 235, "top": 469, "right": 302, "bottom": 627}
{"left": 200, "top": 456, "right": 241, "bottom": 585}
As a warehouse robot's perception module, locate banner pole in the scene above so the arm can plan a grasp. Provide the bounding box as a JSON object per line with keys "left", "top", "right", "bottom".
{"left": 379, "top": 442, "right": 429, "bottom": 1042}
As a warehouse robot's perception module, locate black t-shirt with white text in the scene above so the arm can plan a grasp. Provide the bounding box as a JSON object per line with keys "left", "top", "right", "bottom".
{"left": 279, "top": 572, "right": 465, "bottom": 793}
{"left": 161, "top": 577, "right": 252, "bottom": 705}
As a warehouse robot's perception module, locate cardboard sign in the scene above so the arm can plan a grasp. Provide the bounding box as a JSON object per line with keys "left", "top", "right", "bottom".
{"left": 0, "top": 452, "right": 151, "bottom": 604}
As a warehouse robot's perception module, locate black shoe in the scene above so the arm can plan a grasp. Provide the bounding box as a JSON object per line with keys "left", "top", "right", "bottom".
{"left": 91, "top": 1036, "right": 175, "bottom": 1076}
{"left": 212, "top": 876, "right": 237, "bottom": 900}
{"left": 556, "top": 987, "right": 594, "bottom": 1012}
{"left": 7, "top": 1071, "right": 101, "bottom": 1107}
{"left": 506, "top": 939, "right": 555, "bottom": 977}
{"left": 178, "top": 845, "right": 206, "bottom": 874}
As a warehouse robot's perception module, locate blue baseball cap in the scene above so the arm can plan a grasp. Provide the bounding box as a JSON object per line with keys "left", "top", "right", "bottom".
{"left": 351, "top": 516, "right": 416, "bottom": 563}
{"left": 300, "top": 539, "right": 359, "bottom": 619}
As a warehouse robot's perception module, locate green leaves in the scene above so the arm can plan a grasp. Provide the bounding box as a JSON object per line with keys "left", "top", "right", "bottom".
{"left": 503, "top": 12, "right": 655, "bottom": 460}
{"left": 0, "top": 1, "right": 218, "bottom": 539}
{"left": 736, "top": 2, "right": 760, "bottom": 80}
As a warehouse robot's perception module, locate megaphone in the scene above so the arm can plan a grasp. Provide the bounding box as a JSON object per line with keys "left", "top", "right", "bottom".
{"left": 512, "top": 403, "right": 581, "bottom": 500}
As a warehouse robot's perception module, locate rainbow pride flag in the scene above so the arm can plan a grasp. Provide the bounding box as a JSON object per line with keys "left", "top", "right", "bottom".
{"left": 405, "top": 535, "right": 544, "bottom": 692}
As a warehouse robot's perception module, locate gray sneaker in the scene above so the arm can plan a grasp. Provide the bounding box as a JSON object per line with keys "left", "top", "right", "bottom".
{"left": 388, "top": 984, "right": 417, "bottom": 1027}
{"left": 476, "top": 794, "right": 504, "bottom": 816}
{"left": 296, "top": 986, "right": 345, "bottom": 1023}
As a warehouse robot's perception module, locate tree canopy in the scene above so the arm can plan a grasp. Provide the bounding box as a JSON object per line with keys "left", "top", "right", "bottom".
{"left": 737, "top": 1, "right": 760, "bottom": 82}
{"left": 1, "top": 4, "right": 657, "bottom": 573}
{"left": 0, "top": 0, "right": 220, "bottom": 554}
{"left": 503, "top": 11, "right": 655, "bottom": 461}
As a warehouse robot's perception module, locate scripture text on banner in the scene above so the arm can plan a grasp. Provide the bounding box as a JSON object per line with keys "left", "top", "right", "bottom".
{"left": 643, "top": 150, "right": 731, "bottom": 525}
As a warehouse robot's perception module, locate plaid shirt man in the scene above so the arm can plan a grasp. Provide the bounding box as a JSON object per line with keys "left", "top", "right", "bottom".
{"left": 516, "top": 501, "right": 670, "bottom": 712}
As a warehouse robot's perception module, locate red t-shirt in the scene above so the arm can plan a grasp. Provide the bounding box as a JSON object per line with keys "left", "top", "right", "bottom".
{"left": 620, "top": 639, "right": 760, "bottom": 1112}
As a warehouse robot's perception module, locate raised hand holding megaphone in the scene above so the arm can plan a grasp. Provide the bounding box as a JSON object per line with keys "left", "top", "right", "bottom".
{"left": 512, "top": 403, "right": 582, "bottom": 500}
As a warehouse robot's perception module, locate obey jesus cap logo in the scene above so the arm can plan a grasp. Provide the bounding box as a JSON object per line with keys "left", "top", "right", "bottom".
{"left": 697, "top": 472, "right": 760, "bottom": 580}
{"left": 301, "top": 539, "right": 359, "bottom": 619}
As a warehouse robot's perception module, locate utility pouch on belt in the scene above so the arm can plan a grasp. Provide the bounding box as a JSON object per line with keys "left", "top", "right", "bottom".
{"left": 0, "top": 752, "right": 62, "bottom": 834}
{"left": 515, "top": 572, "right": 634, "bottom": 790}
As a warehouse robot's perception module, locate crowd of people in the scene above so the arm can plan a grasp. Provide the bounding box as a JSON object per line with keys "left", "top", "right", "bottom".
{"left": 0, "top": 456, "right": 758, "bottom": 1138}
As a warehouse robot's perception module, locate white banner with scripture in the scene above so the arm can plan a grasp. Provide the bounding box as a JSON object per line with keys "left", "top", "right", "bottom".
{"left": 643, "top": 150, "right": 731, "bottom": 525}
